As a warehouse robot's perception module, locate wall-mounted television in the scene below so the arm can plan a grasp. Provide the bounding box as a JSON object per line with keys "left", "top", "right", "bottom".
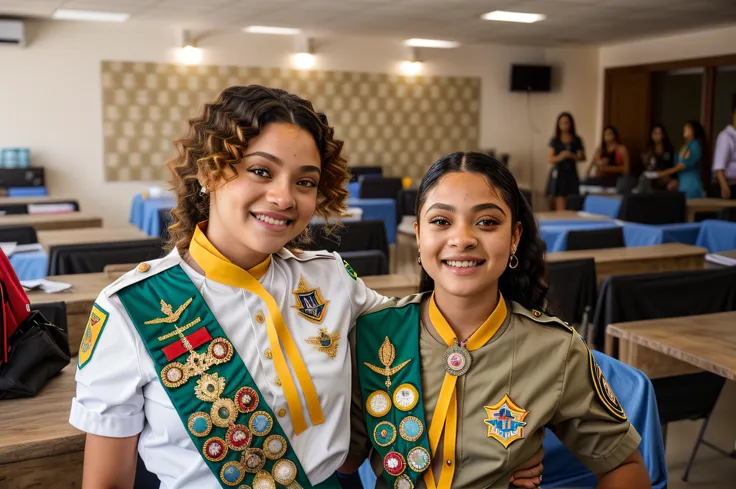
{"left": 510, "top": 64, "right": 552, "bottom": 92}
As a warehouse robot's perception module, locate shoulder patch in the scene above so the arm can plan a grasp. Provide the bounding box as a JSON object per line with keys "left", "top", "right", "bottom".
{"left": 589, "top": 350, "right": 627, "bottom": 421}
{"left": 343, "top": 259, "right": 358, "bottom": 280}
{"left": 510, "top": 302, "right": 572, "bottom": 333}
{"left": 78, "top": 303, "right": 110, "bottom": 369}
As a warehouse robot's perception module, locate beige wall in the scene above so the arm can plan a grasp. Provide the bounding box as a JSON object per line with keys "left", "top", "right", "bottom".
{"left": 0, "top": 19, "right": 597, "bottom": 226}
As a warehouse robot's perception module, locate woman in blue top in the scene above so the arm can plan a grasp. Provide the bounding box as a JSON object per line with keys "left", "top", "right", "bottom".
{"left": 658, "top": 121, "right": 706, "bottom": 198}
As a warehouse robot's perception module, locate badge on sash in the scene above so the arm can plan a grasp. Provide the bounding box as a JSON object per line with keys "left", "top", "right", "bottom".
{"left": 291, "top": 275, "right": 329, "bottom": 324}
{"left": 484, "top": 394, "right": 529, "bottom": 448}
{"left": 78, "top": 303, "right": 110, "bottom": 369}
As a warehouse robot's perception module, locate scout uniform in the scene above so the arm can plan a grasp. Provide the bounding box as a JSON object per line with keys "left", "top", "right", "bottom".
{"left": 349, "top": 293, "right": 640, "bottom": 489}
{"left": 69, "top": 223, "right": 385, "bottom": 489}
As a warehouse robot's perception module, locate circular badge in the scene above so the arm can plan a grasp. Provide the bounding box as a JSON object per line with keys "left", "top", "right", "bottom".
{"left": 394, "top": 474, "right": 414, "bottom": 489}
{"left": 392, "top": 384, "right": 419, "bottom": 411}
{"left": 209, "top": 338, "right": 234, "bottom": 363}
{"left": 195, "top": 373, "right": 226, "bottom": 402}
{"left": 384, "top": 451, "right": 406, "bottom": 477}
{"left": 235, "top": 386, "right": 259, "bottom": 413}
{"left": 407, "top": 447, "right": 431, "bottom": 473}
{"left": 263, "top": 434, "right": 288, "bottom": 460}
{"left": 272, "top": 459, "right": 297, "bottom": 486}
{"left": 252, "top": 470, "right": 276, "bottom": 489}
{"left": 373, "top": 421, "right": 397, "bottom": 447}
{"left": 443, "top": 344, "right": 472, "bottom": 377}
{"left": 248, "top": 411, "right": 273, "bottom": 437}
{"left": 161, "top": 362, "right": 187, "bottom": 388}
{"left": 211, "top": 398, "right": 238, "bottom": 428}
{"left": 203, "top": 437, "right": 228, "bottom": 462}
{"left": 220, "top": 461, "right": 245, "bottom": 486}
{"left": 366, "top": 390, "right": 391, "bottom": 417}
{"left": 399, "top": 416, "right": 424, "bottom": 442}
{"left": 188, "top": 412, "right": 212, "bottom": 437}
{"left": 241, "top": 448, "right": 267, "bottom": 473}
{"left": 225, "top": 424, "right": 253, "bottom": 451}
{"left": 237, "top": 486, "right": 252, "bottom": 489}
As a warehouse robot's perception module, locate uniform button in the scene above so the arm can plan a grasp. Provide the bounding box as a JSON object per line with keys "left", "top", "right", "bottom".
{"left": 532, "top": 310, "right": 542, "bottom": 317}
{"left": 446, "top": 460, "right": 452, "bottom": 466}
{"left": 255, "top": 313, "right": 265, "bottom": 324}
{"left": 137, "top": 263, "right": 150, "bottom": 273}
{"left": 274, "top": 378, "right": 282, "bottom": 386}
{"left": 265, "top": 348, "right": 273, "bottom": 360}
{"left": 277, "top": 408, "right": 287, "bottom": 418}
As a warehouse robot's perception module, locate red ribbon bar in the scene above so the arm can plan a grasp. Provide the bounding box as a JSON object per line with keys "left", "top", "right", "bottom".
{"left": 162, "top": 327, "right": 212, "bottom": 361}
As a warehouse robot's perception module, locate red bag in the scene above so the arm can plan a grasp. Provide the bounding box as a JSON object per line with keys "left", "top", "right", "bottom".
{"left": 0, "top": 249, "right": 31, "bottom": 364}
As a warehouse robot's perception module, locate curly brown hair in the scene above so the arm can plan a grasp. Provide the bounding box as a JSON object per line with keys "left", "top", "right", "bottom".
{"left": 165, "top": 85, "right": 350, "bottom": 253}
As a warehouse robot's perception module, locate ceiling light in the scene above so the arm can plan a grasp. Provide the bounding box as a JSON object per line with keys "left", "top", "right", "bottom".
{"left": 177, "top": 45, "right": 203, "bottom": 65}
{"left": 293, "top": 52, "right": 315, "bottom": 70}
{"left": 405, "top": 38, "right": 460, "bottom": 49}
{"left": 399, "top": 60, "right": 422, "bottom": 76}
{"left": 243, "top": 26, "right": 301, "bottom": 36}
{"left": 52, "top": 9, "right": 130, "bottom": 22}
{"left": 481, "top": 10, "right": 546, "bottom": 23}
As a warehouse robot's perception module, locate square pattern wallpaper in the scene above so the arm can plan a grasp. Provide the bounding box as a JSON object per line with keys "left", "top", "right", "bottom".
{"left": 101, "top": 61, "right": 481, "bottom": 182}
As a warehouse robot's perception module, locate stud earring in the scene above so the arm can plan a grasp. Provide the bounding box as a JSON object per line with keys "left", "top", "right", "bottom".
{"left": 199, "top": 186, "right": 208, "bottom": 196}
{"left": 417, "top": 248, "right": 422, "bottom": 266}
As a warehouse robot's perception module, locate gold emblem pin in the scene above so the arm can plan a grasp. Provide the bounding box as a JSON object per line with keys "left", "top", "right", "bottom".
{"left": 364, "top": 337, "right": 411, "bottom": 388}
{"left": 305, "top": 328, "right": 341, "bottom": 359}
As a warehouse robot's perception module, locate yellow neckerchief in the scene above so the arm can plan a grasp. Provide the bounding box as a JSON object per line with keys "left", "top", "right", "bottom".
{"left": 424, "top": 292, "right": 508, "bottom": 489}
{"left": 188, "top": 222, "right": 324, "bottom": 434}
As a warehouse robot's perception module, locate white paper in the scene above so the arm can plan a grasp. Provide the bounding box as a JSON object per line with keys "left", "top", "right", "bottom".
{"left": 20, "top": 279, "right": 73, "bottom": 294}
{"left": 0, "top": 242, "right": 17, "bottom": 257}
{"left": 705, "top": 253, "right": 736, "bottom": 267}
{"left": 13, "top": 243, "right": 43, "bottom": 253}
{"left": 27, "top": 203, "right": 76, "bottom": 215}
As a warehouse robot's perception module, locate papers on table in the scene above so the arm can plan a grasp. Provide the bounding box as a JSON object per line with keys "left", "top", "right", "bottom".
{"left": 28, "top": 203, "right": 76, "bottom": 214}
{"left": 20, "top": 279, "right": 73, "bottom": 294}
{"left": 0, "top": 242, "right": 43, "bottom": 257}
{"left": 705, "top": 253, "right": 736, "bottom": 267}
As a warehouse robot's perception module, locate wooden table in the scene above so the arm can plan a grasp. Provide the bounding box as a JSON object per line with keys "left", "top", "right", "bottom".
{"left": 0, "top": 212, "right": 102, "bottom": 231}
{"left": 37, "top": 227, "right": 152, "bottom": 251}
{"left": 606, "top": 312, "right": 736, "bottom": 381}
{"left": 686, "top": 198, "right": 736, "bottom": 222}
{"left": 535, "top": 210, "right": 611, "bottom": 222}
{"left": 547, "top": 243, "right": 707, "bottom": 283}
{"left": 28, "top": 272, "right": 419, "bottom": 356}
{"left": 0, "top": 196, "right": 77, "bottom": 206}
{"left": 0, "top": 364, "right": 84, "bottom": 488}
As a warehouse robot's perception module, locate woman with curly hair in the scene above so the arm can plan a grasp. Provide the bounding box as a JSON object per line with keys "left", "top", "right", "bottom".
{"left": 69, "top": 87, "right": 542, "bottom": 489}
{"left": 344, "top": 152, "right": 650, "bottom": 489}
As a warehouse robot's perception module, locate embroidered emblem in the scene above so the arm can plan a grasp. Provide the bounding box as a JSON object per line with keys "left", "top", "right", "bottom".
{"left": 211, "top": 398, "right": 238, "bottom": 428}
{"left": 384, "top": 451, "right": 406, "bottom": 477}
{"left": 364, "top": 336, "right": 412, "bottom": 388}
{"left": 407, "top": 447, "right": 431, "bottom": 473}
{"left": 291, "top": 275, "right": 329, "bottom": 324}
{"left": 195, "top": 373, "right": 226, "bottom": 402}
{"left": 394, "top": 474, "right": 414, "bottom": 489}
{"left": 374, "top": 421, "right": 397, "bottom": 447}
{"left": 221, "top": 461, "right": 245, "bottom": 486}
{"left": 344, "top": 259, "right": 358, "bottom": 280}
{"left": 393, "top": 383, "right": 419, "bottom": 411}
{"left": 399, "top": 416, "right": 423, "bottom": 442}
{"left": 484, "top": 394, "right": 529, "bottom": 449}
{"left": 188, "top": 412, "right": 213, "bottom": 437}
{"left": 225, "top": 424, "right": 253, "bottom": 451}
{"left": 235, "top": 386, "right": 259, "bottom": 413}
{"left": 78, "top": 303, "right": 110, "bottom": 369}
{"left": 305, "top": 328, "right": 341, "bottom": 359}
{"left": 158, "top": 338, "right": 234, "bottom": 388}
{"left": 241, "top": 448, "right": 267, "bottom": 473}
{"left": 589, "top": 351, "right": 627, "bottom": 421}
{"left": 145, "top": 298, "right": 193, "bottom": 325}
{"left": 203, "top": 437, "right": 228, "bottom": 462}
{"left": 366, "top": 390, "right": 392, "bottom": 417}
{"left": 248, "top": 411, "right": 273, "bottom": 437}
{"left": 252, "top": 470, "right": 276, "bottom": 489}
{"left": 263, "top": 434, "right": 287, "bottom": 460}
{"left": 272, "top": 459, "right": 298, "bottom": 486}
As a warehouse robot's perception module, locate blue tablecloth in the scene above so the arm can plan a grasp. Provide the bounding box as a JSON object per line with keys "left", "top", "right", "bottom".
{"left": 358, "top": 350, "right": 666, "bottom": 488}
{"left": 348, "top": 198, "right": 396, "bottom": 244}
{"left": 9, "top": 250, "right": 48, "bottom": 280}
{"left": 583, "top": 195, "right": 622, "bottom": 219}
{"left": 8, "top": 186, "right": 47, "bottom": 197}
{"left": 347, "top": 182, "right": 361, "bottom": 199}
{"left": 130, "top": 193, "right": 175, "bottom": 236}
{"left": 696, "top": 219, "right": 736, "bottom": 252}
{"left": 540, "top": 221, "right": 620, "bottom": 252}
{"left": 622, "top": 222, "right": 702, "bottom": 248}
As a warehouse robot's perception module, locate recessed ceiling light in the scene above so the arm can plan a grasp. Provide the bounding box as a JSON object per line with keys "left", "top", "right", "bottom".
{"left": 243, "top": 26, "right": 301, "bottom": 35}
{"left": 481, "top": 11, "right": 546, "bottom": 24}
{"left": 52, "top": 9, "right": 130, "bottom": 22}
{"left": 405, "top": 38, "right": 460, "bottom": 49}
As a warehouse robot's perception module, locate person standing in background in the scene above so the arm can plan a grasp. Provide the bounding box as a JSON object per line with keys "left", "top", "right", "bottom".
{"left": 712, "top": 94, "right": 736, "bottom": 199}
{"left": 640, "top": 125, "right": 676, "bottom": 192}
{"left": 547, "top": 112, "right": 586, "bottom": 211}
{"left": 659, "top": 120, "right": 707, "bottom": 198}
{"left": 586, "top": 126, "right": 630, "bottom": 187}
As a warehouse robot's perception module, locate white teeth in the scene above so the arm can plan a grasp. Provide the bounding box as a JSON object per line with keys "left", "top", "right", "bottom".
{"left": 255, "top": 214, "right": 287, "bottom": 226}
{"left": 445, "top": 260, "right": 480, "bottom": 268}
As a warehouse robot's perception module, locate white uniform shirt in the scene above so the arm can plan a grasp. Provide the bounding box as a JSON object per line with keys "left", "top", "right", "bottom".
{"left": 712, "top": 125, "right": 736, "bottom": 180}
{"left": 69, "top": 247, "right": 386, "bottom": 488}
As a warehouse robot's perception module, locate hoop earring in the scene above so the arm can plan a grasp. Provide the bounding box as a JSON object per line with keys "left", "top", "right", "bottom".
{"left": 417, "top": 248, "right": 422, "bottom": 266}
{"left": 509, "top": 251, "right": 519, "bottom": 269}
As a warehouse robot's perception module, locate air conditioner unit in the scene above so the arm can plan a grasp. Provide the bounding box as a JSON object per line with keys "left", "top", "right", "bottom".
{"left": 0, "top": 20, "right": 25, "bottom": 47}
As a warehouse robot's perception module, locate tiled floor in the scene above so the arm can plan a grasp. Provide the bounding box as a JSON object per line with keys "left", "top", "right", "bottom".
{"left": 666, "top": 380, "right": 736, "bottom": 488}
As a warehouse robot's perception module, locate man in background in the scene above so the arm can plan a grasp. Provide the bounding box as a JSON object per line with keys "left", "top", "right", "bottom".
{"left": 712, "top": 94, "right": 736, "bottom": 199}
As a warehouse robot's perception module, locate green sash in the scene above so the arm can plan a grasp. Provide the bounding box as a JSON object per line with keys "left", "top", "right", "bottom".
{"left": 117, "top": 265, "right": 339, "bottom": 489}
{"left": 355, "top": 297, "right": 432, "bottom": 488}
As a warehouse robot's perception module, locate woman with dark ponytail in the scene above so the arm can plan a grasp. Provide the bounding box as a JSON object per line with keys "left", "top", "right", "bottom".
{"left": 346, "top": 153, "right": 650, "bottom": 489}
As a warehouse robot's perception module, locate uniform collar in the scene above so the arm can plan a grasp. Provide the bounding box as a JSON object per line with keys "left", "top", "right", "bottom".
{"left": 428, "top": 291, "right": 508, "bottom": 350}
{"left": 190, "top": 222, "right": 271, "bottom": 284}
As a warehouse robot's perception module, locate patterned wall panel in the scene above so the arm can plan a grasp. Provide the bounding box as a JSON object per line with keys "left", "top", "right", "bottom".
{"left": 101, "top": 61, "right": 481, "bottom": 182}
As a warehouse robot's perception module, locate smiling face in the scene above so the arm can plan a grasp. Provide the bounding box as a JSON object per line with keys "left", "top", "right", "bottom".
{"left": 205, "top": 122, "right": 321, "bottom": 263}
{"left": 415, "top": 171, "right": 521, "bottom": 300}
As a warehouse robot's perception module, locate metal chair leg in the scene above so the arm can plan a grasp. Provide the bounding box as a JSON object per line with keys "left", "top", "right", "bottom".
{"left": 683, "top": 413, "right": 713, "bottom": 482}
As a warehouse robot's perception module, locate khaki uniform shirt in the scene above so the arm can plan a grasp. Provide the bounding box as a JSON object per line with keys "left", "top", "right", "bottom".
{"left": 349, "top": 294, "right": 640, "bottom": 489}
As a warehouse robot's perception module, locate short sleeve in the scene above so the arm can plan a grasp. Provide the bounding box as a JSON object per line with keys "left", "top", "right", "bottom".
{"left": 550, "top": 334, "right": 641, "bottom": 474}
{"left": 69, "top": 292, "right": 148, "bottom": 438}
{"left": 683, "top": 141, "right": 702, "bottom": 169}
{"left": 334, "top": 252, "right": 389, "bottom": 328}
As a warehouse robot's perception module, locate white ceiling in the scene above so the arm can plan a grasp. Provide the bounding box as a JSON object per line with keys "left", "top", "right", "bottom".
{"left": 1, "top": 0, "right": 736, "bottom": 46}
